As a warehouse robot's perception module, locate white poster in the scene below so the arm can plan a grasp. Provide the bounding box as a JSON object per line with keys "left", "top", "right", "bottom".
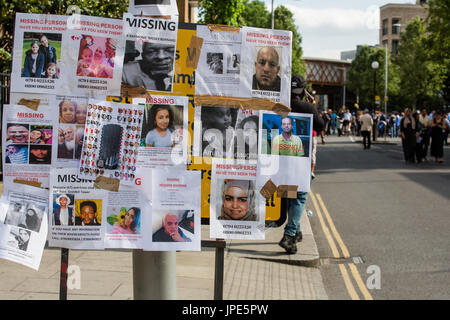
{"left": 2, "top": 104, "right": 57, "bottom": 188}
{"left": 10, "top": 13, "right": 67, "bottom": 94}
{"left": 134, "top": 95, "right": 188, "bottom": 168}
{"left": 240, "top": 27, "right": 292, "bottom": 107}
{"left": 49, "top": 95, "right": 89, "bottom": 167}
{"left": 128, "top": 0, "right": 179, "bottom": 17}
{"left": 49, "top": 168, "right": 106, "bottom": 249}
{"left": 257, "top": 111, "right": 313, "bottom": 191}
{"left": 122, "top": 14, "right": 178, "bottom": 93}
{"left": 195, "top": 25, "right": 242, "bottom": 96}
{"left": 143, "top": 169, "right": 201, "bottom": 251}
{"left": 0, "top": 184, "right": 48, "bottom": 270}
{"left": 78, "top": 100, "right": 144, "bottom": 183}
{"left": 210, "top": 159, "right": 265, "bottom": 240}
{"left": 59, "top": 15, "right": 125, "bottom": 96}
{"left": 193, "top": 106, "right": 259, "bottom": 160}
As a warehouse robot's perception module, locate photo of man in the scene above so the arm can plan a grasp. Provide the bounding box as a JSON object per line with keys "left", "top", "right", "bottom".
{"left": 252, "top": 46, "right": 281, "bottom": 92}
{"left": 152, "top": 212, "right": 192, "bottom": 242}
{"left": 4, "top": 202, "right": 24, "bottom": 227}
{"left": 29, "top": 145, "right": 52, "bottom": 164}
{"left": 75, "top": 200, "right": 101, "bottom": 226}
{"left": 207, "top": 53, "right": 223, "bottom": 74}
{"left": 6, "top": 124, "right": 29, "bottom": 144}
{"left": 5, "top": 145, "right": 28, "bottom": 164}
{"left": 122, "top": 41, "right": 175, "bottom": 92}
{"left": 53, "top": 194, "right": 75, "bottom": 226}
{"left": 8, "top": 227, "right": 31, "bottom": 252}
{"left": 57, "top": 126, "right": 75, "bottom": 159}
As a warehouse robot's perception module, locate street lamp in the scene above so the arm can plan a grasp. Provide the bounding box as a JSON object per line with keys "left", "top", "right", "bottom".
{"left": 371, "top": 61, "right": 379, "bottom": 111}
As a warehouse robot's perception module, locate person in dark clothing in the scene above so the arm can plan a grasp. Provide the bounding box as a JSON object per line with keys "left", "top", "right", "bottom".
{"left": 413, "top": 112, "right": 423, "bottom": 163}
{"left": 22, "top": 40, "right": 45, "bottom": 78}
{"left": 430, "top": 112, "right": 446, "bottom": 163}
{"left": 400, "top": 108, "right": 417, "bottom": 164}
{"left": 39, "top": 34, "right": 57, "bottom": 75}
{"left": 278, "top": 75, "right": 324, "bottom": 255}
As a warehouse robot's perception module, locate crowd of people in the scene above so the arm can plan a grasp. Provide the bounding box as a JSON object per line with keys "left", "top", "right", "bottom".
{"left": 319, "top": 107, "right": 449, "bottom": 163}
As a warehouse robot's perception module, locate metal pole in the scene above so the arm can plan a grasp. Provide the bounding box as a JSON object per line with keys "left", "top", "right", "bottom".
{"left": 342, "top": 68, "right": 346, "bottom": 109}
{"left": 214, "top": 240, "right": 225, "bottom": 300}
{"left": 132, "top": 250, "right": 176, "bottom": 300}
{"left": 59, "top": 248, "right": 69, "bottom": 300}
{"left": 271, "top": 0, "right": 274, "bottom": 29}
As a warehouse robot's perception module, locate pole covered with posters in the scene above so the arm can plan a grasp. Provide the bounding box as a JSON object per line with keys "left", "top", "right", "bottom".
{"left": 132, "top": 250, "right": 176, "bottom": 299}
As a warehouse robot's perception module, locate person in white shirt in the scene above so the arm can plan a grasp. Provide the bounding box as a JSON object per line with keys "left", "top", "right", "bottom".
{"left": 53, "top": 194, "right": 73, "bottom": 226}
{"left": 360, "top": 109, "right": 374, "bottom": 149}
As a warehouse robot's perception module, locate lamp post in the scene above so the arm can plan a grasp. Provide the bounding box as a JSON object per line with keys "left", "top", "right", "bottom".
{"left": 371, "top": 61, "right": 379, "bottom": 111}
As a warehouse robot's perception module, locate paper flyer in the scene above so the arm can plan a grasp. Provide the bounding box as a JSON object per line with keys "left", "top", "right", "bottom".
{"left": 0, "top": 184, "right": 48, "bottom": 270}
{"left": 128, "top": 0, "right": 179, "bottom": 17}
{"left": 48, "top": 168, "right": 107, "bottom": 249}
{"left": 134, "top": 95, "right": 188, "bottom": 168}
{"left": 239, "top": 27, "right": 292, "bottom": 107}
{"left": 210, "top": 159, "right": 265, "bottom": 240}
{"left": 2, "top": 104, "right": 57, "bottom": 188}
{"left": 193, "top": 106, "right": 259, "bottom": 160}
{"left": 49, "top": 95, "right": 90, "bottom": 167}
{"left": 143, "top": 169, "right": 201, "bottom": 251}
{"left": 78, "top": 100, "right": 144, "bottom": 183}
{"left": 122, "top": 14, "right": 178, "bottom": 93}
{"left": 59, "top": 14, "right": 125, "bottom": 96}
{"left": 195, "top": 25, "right": 242, "bottom": 97}
{"left": 10, "top": 13, "right": 67, "bottom": 94}
{"left": 258, "top": 111, "right": 313, "bottom": 191}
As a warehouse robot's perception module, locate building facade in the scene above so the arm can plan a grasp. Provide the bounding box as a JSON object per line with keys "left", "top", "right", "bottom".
{"left": 379, "top": 0, "right": 428, "bottom": 54}
{"left": 177, "top": 0, "right": 198, "bottom": 23}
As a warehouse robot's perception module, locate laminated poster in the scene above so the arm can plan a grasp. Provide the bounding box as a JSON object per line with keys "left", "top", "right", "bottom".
{"left": 134, "top": 95, "right": 188, "bottom": 168}
{"left": 257, "top": 111, "right": 313, "bottom": 191}
{"left": 0, "top": 184, "right": 48, "bottom": 270}
{"left": 193, "top": 106, "right": 259, "bottom": 161}
{"left": 210, "top": 159, "right": 265, "bottom": 240}
{"left": 122, "top": 14, "right": 178, "bottom": 93}
{"left": 128, "top": 0, "right": 179, "bottom": 17}
{"left": 59, "top": 14, "right": 125, "bottom": 96}
{"left": 49, "top": 168, "right": 107, "bottom": 249}
{"left": 78, "top": 100, "right": 144, "bottom": 183}
{"left": 239, "top": 26, "right": 292, "bottom": 107}
{"left": 10, "top": 13, "right": 67, "bottom": 95}
{"left": 195, "top": 25, "right": 242, "bottom": 97}
{"left": 2, "top": 104, "right": 57, "bottom": 189}
{"left": 142, "top": 169, "right": 201, "bottom": 251}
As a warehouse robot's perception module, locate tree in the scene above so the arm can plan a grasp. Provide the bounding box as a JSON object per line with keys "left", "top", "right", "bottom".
{"left": 240, "top": 0, "right": 270, "bottom": 28}
{"left": 197, "top": 0, "right": 246, "bottom": 26}
{"left": 346, "top": 46, "right": 400, "bottom": 111}
{"left": 0, "top": 0, "right": 129, "bottom": 72}
{"left": 393, "top": 17, "right": 447, "bottom": 109}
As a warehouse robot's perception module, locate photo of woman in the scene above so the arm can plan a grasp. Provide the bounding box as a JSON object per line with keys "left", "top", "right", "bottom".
{"left": 218, "top": 179, "right": 257, "bottom": 221}
{"left": 59, "top": 100, "right": 77, "bottom": 124}
{"left": 144, "top": 105, "right": 175, "bottom": 147}
{"left": 109, "top": 207, "right": 141, "bottom": 234}
{"left": 29, "top": 125, "right": 53, "bottom": 145}
{"left": 76, "top": 35, "right": 114, "bottom": 79}
{"left": 22, "top": 40, "right": 45, "bottom": 78}
{"left": 39, "top": 34, "right": 58, "bottom": 74}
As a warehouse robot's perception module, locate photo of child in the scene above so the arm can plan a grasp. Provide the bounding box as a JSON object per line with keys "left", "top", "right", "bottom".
{"left": 76, "top": 35, "right": 115, "bottom": 79}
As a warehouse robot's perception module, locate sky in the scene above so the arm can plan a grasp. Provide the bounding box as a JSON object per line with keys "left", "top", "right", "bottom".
{"left": 261, "top": 0, "right": 417, "bottom": 60}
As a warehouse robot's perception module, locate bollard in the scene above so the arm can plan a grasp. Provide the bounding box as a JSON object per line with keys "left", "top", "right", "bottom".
{"left": 132, "top": 250, "right": 176, "bottom": 300}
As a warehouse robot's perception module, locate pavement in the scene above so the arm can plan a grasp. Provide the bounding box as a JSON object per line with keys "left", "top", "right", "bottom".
{"left": 0, "top": 182, "right": 328, "bottom": 300}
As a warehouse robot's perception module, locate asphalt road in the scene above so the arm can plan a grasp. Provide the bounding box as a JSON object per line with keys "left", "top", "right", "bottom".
{"left": 307, "top": 134, "right": 450, "bottom": 300}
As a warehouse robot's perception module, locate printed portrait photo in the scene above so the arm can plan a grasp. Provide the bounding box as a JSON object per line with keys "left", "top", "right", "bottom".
{"left": 215, "top": 179, "right": 258, "bottom": 221}
{"left": 52, "top": 193, "right": 76, "bottom": 226}
{"left": 206, "top": 52, "right": 224, "bottom": 74}
{"left": 21, "top": 32, "right": 62, "bottom": 79}
{"left": 29, "top": 145, "right": 52, "bottom": 164}
{"left": 227, "top": 53, "right": 240, "bottom": 74}
{"left": 57, "top": 125, "right": 76, "bottom": 160}
{"left": 6, "top": 123, "right": 29, "bottom": 144}
{"left": 4, "top": 201, "right": 45, "bottom": 233}
{"left": 152, "top": 210, "right": 193, "bottom": 243}
{"left": 141, "top": 104, "right": 184, "bottom": 148}
{"left": 5, "top": 144, "right": 28, "bottom": 164}
{"left": 7, "top": 227, "right": 31, "bottom": 252}
{"left": 106, "top": 207, "right": 141, "bottom": 235}
{"left": 74, "top": 199, "right": 102, "bottom": 226}
{"left": 58, "top": 99, "right": 88, "bottom": 124}
{"left": 29, "top": 125, "right": 53, "bottom": 145}
{"left": 76, "top": 35, "right": 115, "bottom": 79}
{"left": 261, "top": 113, "right": 311, "bottom": 158}
{"left": 122, "top": 40, "right": 176, "bottom": 92}
{"left": 252, "top": 46, "right": 282, "bottom": 92}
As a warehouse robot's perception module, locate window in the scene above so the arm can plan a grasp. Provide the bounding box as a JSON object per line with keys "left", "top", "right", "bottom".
{"left": 392, "top": 40, "right": 399, "bottom": 55}
{"left": 392, "top": 18, "right": 401, "bottom": 35}
{"left": 382, "top": 19, "right": 388, "bottom": 36}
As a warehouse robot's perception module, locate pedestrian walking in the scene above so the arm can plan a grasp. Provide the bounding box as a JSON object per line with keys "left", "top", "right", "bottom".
{"left": 400, "top": 108, "right": 418, "bottom": 164}
{"left": 430, "top": 111, "right": 447, "bottom": 163}
{"left": 360, "top": 109, "right": 373, "bottom": 149}
{"left": 418, "top": 108, "right": 432, "bottom": 161}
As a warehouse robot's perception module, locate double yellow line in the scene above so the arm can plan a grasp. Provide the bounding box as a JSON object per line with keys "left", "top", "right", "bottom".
{"left": 309, "top": 192, "right": 373, "bottom": 300}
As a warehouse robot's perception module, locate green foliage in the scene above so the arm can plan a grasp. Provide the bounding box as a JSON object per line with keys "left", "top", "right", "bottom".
{"left": 393, "top": 17, "right": 447, "bottom": 109}
{"left": 198, "top": 0, "right": 246, "bottom": 26}
{"left": 240, "top": 0, "right": 270, "bottom": 28}
{"left": 346, "top": 46, "right": 400, "bottom": 111}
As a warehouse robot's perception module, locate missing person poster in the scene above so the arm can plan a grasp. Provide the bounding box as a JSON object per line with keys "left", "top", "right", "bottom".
{"left": 2, "top": 104, "right": 57, "bottom": 189}
{"left": 258, "top": 111, "right": 313, "bottom": 191}
{"left": 49, "top": 168, "right": 106, "bottom": 249}
{"left": 49, "top": 95, "right": 89, "bottom": 167}
{"left": 142, "top": 169, "right": 201, "bottom": 251}
{"left": 195, "top": 25, "right": 242, "bottom": 97}
{"left": 193, "top": 105, "right": 260, "bottom": 160}
{"left": 128, "top": 0, "right": 179, "bottom": 17}
{"left": 10, "top": 13, "right": 67, "bottom": 94}
{"left": 239, "top": 27, "right": 292, "bottom": 107}
{"left": 59, "top": 15, "right": 125, "bottom": 96}
{"left": 133, "top": 95, "right": 188, "bottom": 168}
{"left": 122, "top": 14, "right": 178, "bottom": 93}
{"left": 210, "top": 159, "right": 265, "bottom": 240}
{"left": 78, "top": 100, "right": 144, "bottom": 183}
{"left": 0, "top": 184, "right": 48, "bottom": 270}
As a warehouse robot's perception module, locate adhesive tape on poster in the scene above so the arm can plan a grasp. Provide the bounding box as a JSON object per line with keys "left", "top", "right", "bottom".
{"left": 193, "top": 95, "right": 290, "bottom": 116}
{"left": 13, "top": 179, "right": 42, "bottom": 188}
{"left": 121, "top": 85, "right": 150, "bottom": 98}
{"left": 207, "top": 24, "right": 240, "bottom": 33}
{"left": 186, "top": 36, "right": 204, "bottom": 69}
{"left": 17, "top": 99, "right": 40, "bottom": 111}
{"left": 94, "top": 176, "right": 120, "bottom": 192}
{"left": 276, "top": 185, "right": 298, "bottom": 199}
{"left": 259, "top": 179, "right": 278, "bottom": 200}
